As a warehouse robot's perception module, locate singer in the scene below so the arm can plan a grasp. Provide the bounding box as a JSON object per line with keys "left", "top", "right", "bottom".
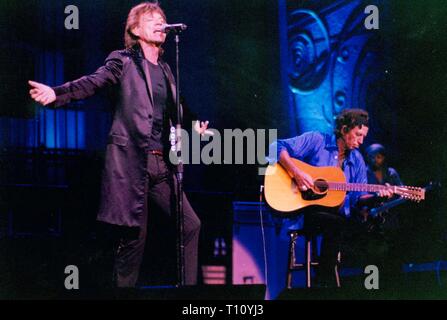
{"left": 28, "top": 1, "right": 208, "bottom": 287}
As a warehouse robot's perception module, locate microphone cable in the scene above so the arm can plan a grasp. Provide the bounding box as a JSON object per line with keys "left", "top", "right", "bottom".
{"left": 259, "top": 185, "right": 268, "bottom": 289}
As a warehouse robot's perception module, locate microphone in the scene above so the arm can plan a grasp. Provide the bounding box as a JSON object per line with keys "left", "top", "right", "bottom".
{"left": 161, "top": 23, "right": 187, "bottom": 33}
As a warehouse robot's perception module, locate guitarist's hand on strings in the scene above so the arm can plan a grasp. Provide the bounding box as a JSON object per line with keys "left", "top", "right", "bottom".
{"left": 279, "top": 149, "right": 314, "bottom": 192}
{"left": 292, "top": 168, "right": 314, "bottom": 192}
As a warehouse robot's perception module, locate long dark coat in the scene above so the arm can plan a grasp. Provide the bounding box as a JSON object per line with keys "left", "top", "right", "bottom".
{"left": 53, "top": 44, "right": 179, "bottom": 227}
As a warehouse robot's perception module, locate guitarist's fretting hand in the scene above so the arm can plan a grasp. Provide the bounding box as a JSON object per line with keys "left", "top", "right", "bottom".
{"left": 358, "top": 183, "right": 394, "bottom": 208}
{"left": 279, "top": 150, "right": 314, "bottom": 191}
{"left": 376, "top": 183, "right": 394, "bottom": 199}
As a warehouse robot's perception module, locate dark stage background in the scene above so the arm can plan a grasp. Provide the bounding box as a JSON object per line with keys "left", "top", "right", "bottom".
{"left": 0, "top": 0, "right": 446, "bottom": 299}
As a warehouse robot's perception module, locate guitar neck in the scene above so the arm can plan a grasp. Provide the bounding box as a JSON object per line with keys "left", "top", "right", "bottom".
{"left": 328, "top": 182, "right": 393, "bottom": 193}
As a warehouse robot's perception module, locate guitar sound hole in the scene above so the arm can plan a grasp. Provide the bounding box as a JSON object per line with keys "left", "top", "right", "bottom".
{"left": 314, "top": 179, "right": 328, "bottom": 193}
{"left": 301, "top": 189, "right": 326, "bottom": 201}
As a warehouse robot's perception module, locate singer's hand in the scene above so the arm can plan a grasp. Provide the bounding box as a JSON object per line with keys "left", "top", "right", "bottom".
{"left": 28, "top": 80, "right": 56, "bottom": 106}
{"left": 194, "top": 120, "right": 213, "bottom": 136}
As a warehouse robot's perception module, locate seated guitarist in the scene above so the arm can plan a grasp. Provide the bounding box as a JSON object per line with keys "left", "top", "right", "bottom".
{"left": 269, "top": 108, "right": 394, "bottom": 287}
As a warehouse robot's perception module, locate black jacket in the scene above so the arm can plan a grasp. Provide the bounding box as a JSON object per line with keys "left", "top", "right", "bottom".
{"left": 53, "top": 45, "right": 179, "bottom": 227}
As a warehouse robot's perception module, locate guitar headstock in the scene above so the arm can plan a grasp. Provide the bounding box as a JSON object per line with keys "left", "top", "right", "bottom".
{"left": 395, "top": 186, "right": 425, "bottom": 202}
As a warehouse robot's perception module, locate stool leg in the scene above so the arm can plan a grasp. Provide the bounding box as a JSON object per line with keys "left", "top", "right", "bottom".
{"left": 286, "top": 233, "right": 296, "bottom": 289}
{"left": 335, "top": 251, "right": 341, "bottom": 288}
{"left": 306, "top": 239, "right": 311, "bottom": 288}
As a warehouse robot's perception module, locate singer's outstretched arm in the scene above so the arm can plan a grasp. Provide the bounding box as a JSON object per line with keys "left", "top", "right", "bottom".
{"left": 29, "top": 51, "right": 124, "bottom": 107}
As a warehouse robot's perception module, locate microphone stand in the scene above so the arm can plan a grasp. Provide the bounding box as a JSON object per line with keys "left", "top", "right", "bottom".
{"left": 173, "top": 31, "right": 185, "bottom": 287}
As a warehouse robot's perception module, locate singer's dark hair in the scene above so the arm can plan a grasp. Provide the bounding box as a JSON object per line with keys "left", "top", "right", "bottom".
{"left": 334, "top": 108, "right": 369, "bottom": 138}
{"left": 124, "top": 2, "right": 166, "bottom": 49}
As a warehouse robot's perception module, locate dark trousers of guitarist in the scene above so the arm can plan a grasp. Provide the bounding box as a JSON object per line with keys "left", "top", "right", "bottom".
{"left": 302, "top": 207, "right": 346, "bottom": 287}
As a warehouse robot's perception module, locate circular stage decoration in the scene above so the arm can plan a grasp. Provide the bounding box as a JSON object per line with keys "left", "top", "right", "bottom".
{"left": 287, "top": 9, "right": 331, "bottom": 95}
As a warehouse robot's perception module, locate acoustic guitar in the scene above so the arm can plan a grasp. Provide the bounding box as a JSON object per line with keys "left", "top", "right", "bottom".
{"left": 263, "top": 158, "right": 425, "bottom": 213}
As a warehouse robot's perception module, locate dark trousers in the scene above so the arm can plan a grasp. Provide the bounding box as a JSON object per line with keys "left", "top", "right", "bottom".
{"left": 302, "top": 208, "right": 346, "bottom": 285}
{"left": 113, "top": 153, "right": 201, "bottom": 287}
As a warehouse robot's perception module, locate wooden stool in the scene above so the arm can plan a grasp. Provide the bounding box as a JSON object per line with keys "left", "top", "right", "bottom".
{"left": 286, "top": 229, "right": 341, "bottom": 288}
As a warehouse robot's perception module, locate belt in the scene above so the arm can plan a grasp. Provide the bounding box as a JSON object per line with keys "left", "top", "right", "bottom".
{"left": 149, "top": 150, "right": 163, "bottom": 156}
